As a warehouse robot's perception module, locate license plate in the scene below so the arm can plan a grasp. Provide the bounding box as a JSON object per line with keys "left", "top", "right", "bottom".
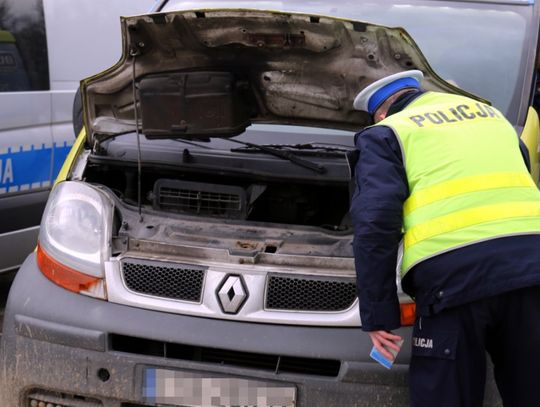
{"left": 143, "top": 368, "right": 297, "bottom": 407}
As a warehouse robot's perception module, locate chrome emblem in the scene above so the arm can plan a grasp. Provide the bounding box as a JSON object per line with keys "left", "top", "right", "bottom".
{"left": 217, "top": 275, "right": 248, "bottom": 314}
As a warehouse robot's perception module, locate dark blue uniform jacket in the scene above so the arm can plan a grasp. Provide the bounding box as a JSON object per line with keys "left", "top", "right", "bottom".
{"left": 351, "top": 91, "right": 540, "bottom": 332}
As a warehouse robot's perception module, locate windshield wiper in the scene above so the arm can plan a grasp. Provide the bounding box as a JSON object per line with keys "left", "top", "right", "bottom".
{"left": 286, "top": 142, "right": 352, "bottom": 151}
{"left": 228, "top": 139, "right": 326, "bottom": 174}
{"left": 256, "top": 143, "right": 351, "bottom": 153}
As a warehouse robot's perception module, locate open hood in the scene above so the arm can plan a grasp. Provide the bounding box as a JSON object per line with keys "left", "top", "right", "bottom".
{"left": 81, "top": 9, "right": 485, "bottom": 143}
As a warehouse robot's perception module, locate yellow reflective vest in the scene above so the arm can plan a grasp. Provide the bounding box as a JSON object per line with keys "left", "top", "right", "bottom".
{"left": 375, "top": 92, "right": 540, "bottom": 275}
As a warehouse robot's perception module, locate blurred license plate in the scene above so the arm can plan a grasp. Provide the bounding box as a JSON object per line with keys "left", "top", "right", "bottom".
{"left": 143, "top": 368, "right": 296, "bottom": 407}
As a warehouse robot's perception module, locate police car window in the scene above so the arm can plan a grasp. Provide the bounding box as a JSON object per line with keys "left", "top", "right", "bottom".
{"left": 0, "top": 0, "right": 49, "bottom": 92}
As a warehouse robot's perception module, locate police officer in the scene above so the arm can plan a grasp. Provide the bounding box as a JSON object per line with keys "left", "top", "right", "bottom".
{"left": 350, "top": 70, "right": 540, "bottom": 406}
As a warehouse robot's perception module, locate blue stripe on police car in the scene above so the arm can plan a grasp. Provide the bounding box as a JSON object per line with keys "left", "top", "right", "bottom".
{"left": 0, "top": 141, "right": 73, "bottom": 194}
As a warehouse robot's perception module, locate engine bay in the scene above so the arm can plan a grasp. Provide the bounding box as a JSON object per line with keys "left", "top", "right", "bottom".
{"left": 84, "top": 163, "right": 352, "bottom": 231}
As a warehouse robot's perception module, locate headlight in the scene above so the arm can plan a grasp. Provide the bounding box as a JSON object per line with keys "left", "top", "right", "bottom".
{"left": 37, "top": 181, "right": 114, "bottom": 299}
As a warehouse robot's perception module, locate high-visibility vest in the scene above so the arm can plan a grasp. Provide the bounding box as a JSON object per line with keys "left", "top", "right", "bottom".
{"left": 374, "top": 91, "right": 540, "bottom": 275}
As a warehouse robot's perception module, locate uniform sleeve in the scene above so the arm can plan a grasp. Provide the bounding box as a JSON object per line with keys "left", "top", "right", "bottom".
{"left": 350, "top": 125, "right": 408, "bottom": 332}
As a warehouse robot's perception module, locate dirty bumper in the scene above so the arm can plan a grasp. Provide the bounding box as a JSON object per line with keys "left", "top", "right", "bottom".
{"left": 0, "top": 254, "right": 410, "bottom": 406}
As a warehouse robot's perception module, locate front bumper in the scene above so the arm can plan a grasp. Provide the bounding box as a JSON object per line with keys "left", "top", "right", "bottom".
{"left": 0, "top": 254, "right": 411, "bottom": 406}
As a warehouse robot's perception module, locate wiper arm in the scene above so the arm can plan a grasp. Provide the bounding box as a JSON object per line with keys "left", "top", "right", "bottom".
{"left": 286, "top": 142, "right": 352, "bottom": 152}
{"left": 255, "top": 143, "right": 352, "bottom": 154}
{"left": 228, "top": 139, "right": 326, "bottom": 174}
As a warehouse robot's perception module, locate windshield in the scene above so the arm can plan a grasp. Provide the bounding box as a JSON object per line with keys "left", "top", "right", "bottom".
{"left": 160, "top": 0, "right": 535, "bottom": 124}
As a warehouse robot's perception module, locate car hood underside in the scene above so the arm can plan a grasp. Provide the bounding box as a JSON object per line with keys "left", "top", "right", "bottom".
{"left": 82, "top": 8, "right": 484, "bottom": 144}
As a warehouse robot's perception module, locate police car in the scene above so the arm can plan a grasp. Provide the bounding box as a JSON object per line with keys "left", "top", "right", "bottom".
{"left": 0, "top": 0, "right": 155, "bottom": 274}
{"left": 1, "top": 0, "right": 538, "bottom": 406}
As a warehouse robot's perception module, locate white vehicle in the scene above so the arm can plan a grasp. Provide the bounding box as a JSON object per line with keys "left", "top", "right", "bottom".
{"left": 0, "top": 0, "right": 155, "bottom": 273}
{"left": 1, "top": 1, "right": 538, "bottom": 406}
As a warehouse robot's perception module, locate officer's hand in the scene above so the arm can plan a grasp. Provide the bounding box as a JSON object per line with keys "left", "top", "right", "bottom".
{"left": 368, "top": 330, "right": 403, "bottom": 361}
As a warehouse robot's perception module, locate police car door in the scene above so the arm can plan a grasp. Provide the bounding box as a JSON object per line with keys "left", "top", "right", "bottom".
{"left": 0, "top": 0, "right": 55, "bottom": 273}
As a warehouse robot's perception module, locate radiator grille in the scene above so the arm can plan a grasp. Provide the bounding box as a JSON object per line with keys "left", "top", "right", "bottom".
{"left": 121, "top": 258, "right": 205, "bottom": 302}
{"left": 266, "top": 275, "right": 357, "bottom": 311}
{"left": 111, "top": 334, "right": 341, "bottom": 377}
{"left": 27, "top": 390, "right": 102, "bottom": 406}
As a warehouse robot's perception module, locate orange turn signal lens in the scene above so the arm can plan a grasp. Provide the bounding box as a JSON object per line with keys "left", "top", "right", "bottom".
{"left": 400, "top": 302, "right": 416, "bottom": 326}
{"left": 36, "top": 243, "right": 101, "bottom": 293}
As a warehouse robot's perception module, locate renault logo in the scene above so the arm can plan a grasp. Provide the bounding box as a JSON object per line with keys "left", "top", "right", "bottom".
{"left": 217, "top": 275, "right": 248, "bottom": 314}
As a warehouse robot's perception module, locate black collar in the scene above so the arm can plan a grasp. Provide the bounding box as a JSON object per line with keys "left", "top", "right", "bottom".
{"left": 386, "top": 89, "right": 424, "bottom": 117}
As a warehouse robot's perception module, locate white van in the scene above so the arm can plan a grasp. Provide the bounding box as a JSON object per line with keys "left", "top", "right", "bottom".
{"left": 0, "top": 0, "right": 156, "bottom": 273}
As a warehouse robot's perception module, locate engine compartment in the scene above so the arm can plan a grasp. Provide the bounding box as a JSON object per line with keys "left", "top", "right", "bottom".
{"left": 84, "top": 164, "right": 352, "bottom": 231}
